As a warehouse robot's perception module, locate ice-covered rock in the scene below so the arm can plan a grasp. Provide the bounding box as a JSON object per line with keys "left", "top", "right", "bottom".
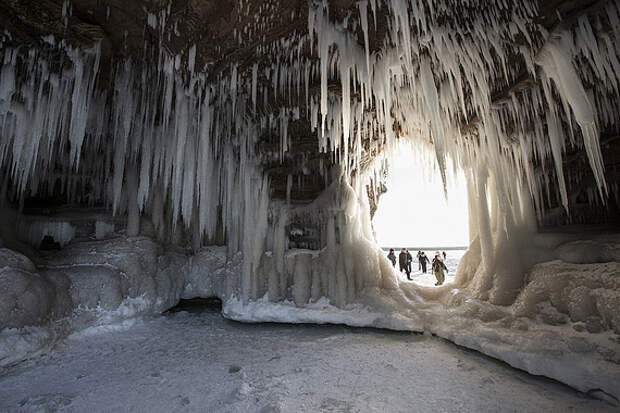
{"left": 0, "top": 266, "right": 55, "bottom": 330}
{"left": 42, "top": 237, "right": 188, "bottom": 313}
{"left": 0, "top": 237, "right": 192, "bottom": 366}
{"left": 555, "top": 237, "right": 620, "bottom": 264}
{"left": 0, "top": 247, "right": 36, "bottom": 273}
{"left": 16, "top": 220, "right": 76, "bottom": 249}
{"left": 1, "top": 231, "right": 620, "bottom": 400}
{"left": 183, "top": 246, "right": 240, "bottom": 300}
{"left": 513, "top": 260, "right": 620, "bottom": 333}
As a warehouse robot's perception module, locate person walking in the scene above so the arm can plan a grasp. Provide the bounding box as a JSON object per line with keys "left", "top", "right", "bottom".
{"left": 398, "top": 248, "right": 411, "bottom": 280}
{"left": 432, "top": 251, "right": 448, "bottom": 286}
{"left": 442, "top": 251, "right": 447, "bottom": 261}
{"left": 417, "top": 251, "right": 423, "bottom": 270}
{"left": 419, "top": 252, "right": 430, "bottom": 274}
{"left": 387, "top": 249, "right": 396, "bottom": 267}
{"left": 406, "top": 249, "right": 413, "bottom": 275}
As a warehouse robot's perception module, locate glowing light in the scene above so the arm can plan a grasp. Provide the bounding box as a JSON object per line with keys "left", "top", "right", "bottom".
{"left": 372, "top": 147, "right": 469, "bottom": 248}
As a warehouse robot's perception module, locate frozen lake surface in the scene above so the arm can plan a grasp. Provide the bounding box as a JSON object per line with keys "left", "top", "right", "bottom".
{"left": 0, "top": 309, "right": 613, "bottom": 413}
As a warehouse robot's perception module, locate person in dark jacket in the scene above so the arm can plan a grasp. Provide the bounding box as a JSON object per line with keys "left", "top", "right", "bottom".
{"left": 387, "top": 249, "right": 396, "bottom": 267}
{"left": 432, "top": 251, "right": 448, "bottom": 286}
{"left": 406, "top": 249, "right": 413, "bottom": 274}
{"left": 419, "top": 252, "right": 430, "bottom": 273}
{"left": 398, "top": 248, "right": 411, "bottom": 279}
{"left": 417, "top": 251, "right": 423, "bottom": 270}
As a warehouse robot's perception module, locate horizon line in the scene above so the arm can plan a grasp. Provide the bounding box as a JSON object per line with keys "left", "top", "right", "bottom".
{"left": 380, "top": 246, "right": 468, "bottom": 250}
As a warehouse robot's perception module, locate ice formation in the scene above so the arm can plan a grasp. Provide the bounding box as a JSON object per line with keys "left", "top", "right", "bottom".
{"left": 0, "top": 0, "right": 619, "bottom": 402}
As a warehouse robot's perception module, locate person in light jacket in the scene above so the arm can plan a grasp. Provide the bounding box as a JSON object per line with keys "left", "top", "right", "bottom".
{"left": 432, "top": 251, "right": 448, "bottom": 286}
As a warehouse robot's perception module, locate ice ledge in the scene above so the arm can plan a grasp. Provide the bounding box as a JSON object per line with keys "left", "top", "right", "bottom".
{"left": 222, "top": 293, "right": 620, "bottom": 404}
{"left": 430, "top": 312, "right": 620, "bottom": 404}
{"left": 223, "top": 295, "right": 425, "bottom": 332}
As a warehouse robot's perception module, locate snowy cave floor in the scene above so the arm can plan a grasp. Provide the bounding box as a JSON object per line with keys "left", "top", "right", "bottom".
{"left": 0, "top": 310, "right": 614, "bottom": 413}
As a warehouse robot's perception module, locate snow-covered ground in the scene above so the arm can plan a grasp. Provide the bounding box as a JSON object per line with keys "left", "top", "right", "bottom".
{"left": 0, "top": 309, "right": 614, "bottom": 413}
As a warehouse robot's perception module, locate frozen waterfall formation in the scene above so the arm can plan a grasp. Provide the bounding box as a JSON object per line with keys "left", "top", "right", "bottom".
{"left": 1, "top": 0, "right": 619, "bottom": 402}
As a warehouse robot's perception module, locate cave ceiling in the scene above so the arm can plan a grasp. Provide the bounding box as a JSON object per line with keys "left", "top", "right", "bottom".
{"left": 0, "top": 0, "right": 618, "bottom": 210}
{"left": 2, "top": 0, "right": 606, "bottom": 110}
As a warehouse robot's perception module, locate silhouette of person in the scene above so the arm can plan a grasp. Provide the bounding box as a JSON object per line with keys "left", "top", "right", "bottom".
{"left": 419, "top": 252, "right": 430, "bottom": 274}
{"left": 406, "top": 249, "right": 413, "bottom": 275}
{"left": 398, "top": 248, "right": 411, "bottom": 280}
{"left": 387, "top": 248, "right": 396, "bottom": 267}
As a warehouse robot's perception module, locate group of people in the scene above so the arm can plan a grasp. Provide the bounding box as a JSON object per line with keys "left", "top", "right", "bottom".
{"left": 386, "top": 248, "right": 448, "bottom": 286}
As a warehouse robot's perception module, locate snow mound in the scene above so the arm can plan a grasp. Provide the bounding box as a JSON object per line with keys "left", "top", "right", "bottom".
{"left": 514, "top": 261, "right": 620, "bottom": 333}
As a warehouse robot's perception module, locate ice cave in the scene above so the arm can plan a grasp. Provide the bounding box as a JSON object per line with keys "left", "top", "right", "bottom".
{"left": 0, "top": 0, "right": 619, "bottom": 411}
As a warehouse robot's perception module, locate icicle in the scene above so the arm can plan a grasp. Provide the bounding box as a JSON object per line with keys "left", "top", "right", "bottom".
{"left": 537, "top": 31, "right": 608, "bottom": 200}
{"left": 251, "top": 62, "right": 258, "bottom": 112}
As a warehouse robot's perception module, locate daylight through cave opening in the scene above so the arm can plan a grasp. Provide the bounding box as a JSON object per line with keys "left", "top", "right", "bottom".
{"left": 371, "top": 143, "right": 470, "bottom": 286}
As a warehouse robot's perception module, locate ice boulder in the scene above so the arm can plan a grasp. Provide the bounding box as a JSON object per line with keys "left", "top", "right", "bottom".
{"left": 555, "top": 237, "right": 620, "bottom": 264}
{"left": 0, "top": 249, "right": 54, "bottom": 330}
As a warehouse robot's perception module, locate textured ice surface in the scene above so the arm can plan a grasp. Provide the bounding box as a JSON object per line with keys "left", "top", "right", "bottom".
{"left": 0, "top": 311, "right": 615, "bottom": 413}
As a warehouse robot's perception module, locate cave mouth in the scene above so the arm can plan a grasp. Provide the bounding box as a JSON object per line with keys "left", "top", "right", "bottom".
{"left": 372, "top": 145, "right": 469, "bottom": 286}
{"left": 166, "top": 297, "right": 223, "bottom": 314}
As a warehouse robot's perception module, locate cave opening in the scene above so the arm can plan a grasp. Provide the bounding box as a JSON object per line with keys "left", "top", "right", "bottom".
{"left": 372, "top": 144, "right": 469, "bottom": 286}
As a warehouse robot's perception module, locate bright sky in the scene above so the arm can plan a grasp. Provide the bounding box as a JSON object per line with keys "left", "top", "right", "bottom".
{"left": 372, "top": 146, "right": 469, "bottom": 248}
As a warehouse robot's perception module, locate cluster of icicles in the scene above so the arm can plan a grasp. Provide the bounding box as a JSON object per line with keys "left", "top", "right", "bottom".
{"left": 308, "top": 0, "right": 619, "bottom": 214}
{"left": 0, "top": 0, "right": 619, "bottom": 303}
